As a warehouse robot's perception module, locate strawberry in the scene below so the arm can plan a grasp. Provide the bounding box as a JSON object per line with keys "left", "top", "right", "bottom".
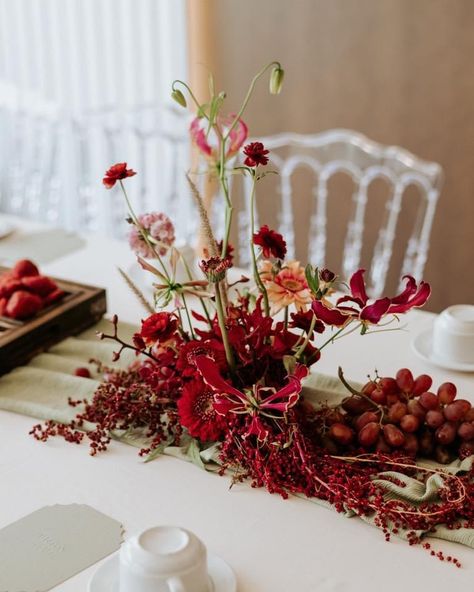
{"left": 21, "top": 275, "right": 57, "bottom": 297}
{"left": 12, "top": 259, "right": 39, "bottom": 279}
{"left": 5, "top": 291, "right": 43, "bottom": 320}
{"left": 0, "top": 279, "right": 23, "bottom": 298}
{"left": 44, "top": 289, "right": 66, "bottom": 306}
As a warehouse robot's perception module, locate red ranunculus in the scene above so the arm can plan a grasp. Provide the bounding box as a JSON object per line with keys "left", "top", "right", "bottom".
{"left": 103, "top": 163, "right": 137, "bottom": 189}
{"left": 140, "top": 312, "right": 178, "bottom": 344}
{"left": 253, "top": 225, "right": 287, "bottom": 259}
{"left": 243, "top": 142, "right": 270, "bottom": 167}
{"left": 177, "top": 378, "right": 227, "bottom": 442}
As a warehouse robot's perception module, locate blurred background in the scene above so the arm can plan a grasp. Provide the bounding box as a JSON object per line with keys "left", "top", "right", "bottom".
{"left": 1, "top": 0, "right": 473, "bottom": 311}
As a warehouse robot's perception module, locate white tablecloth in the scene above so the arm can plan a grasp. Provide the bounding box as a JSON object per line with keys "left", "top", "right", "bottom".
{"left": 1, "top": 216, "right": 473, "bottom": 591}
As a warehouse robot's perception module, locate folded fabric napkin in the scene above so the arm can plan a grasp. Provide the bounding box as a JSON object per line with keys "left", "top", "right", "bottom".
{"left": 0, "top": 318, "right": 472, "bottom": 549}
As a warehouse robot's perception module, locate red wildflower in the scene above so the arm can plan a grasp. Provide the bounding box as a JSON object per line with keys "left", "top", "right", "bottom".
{"left": 243, "top": 142, "right": 270, "bottom": 167}
{"left": 312, "top": 270, "right": 431, "bottom": 327}
{"left": 177, "top": 378, "right": 227, "bottom": 441}
{"left": 253, "top": 225, "right": 287, "bottom": 260}
{"left": 290, "top": 309, "right": 325, "bottom": 337}
{"left": 139, "top": 312, "right": 178, "bottom": 344}
{"left": 102, "top": 163, "right": 137, "bottom": 189}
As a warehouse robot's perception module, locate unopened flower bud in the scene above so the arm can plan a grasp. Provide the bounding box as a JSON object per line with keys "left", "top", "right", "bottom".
{"left": 171, "top": 89, "right": 187, "bottom": 108}
{"left": 320, "top": 268, "right": 336, "bottom": 283}
{"left": 269, "top": 66, "right": 284, "bottom": 95}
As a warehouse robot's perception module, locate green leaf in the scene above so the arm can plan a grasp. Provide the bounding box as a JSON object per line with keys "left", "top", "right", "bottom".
{"left": 186, "top": 438, "right": 205, "bottom": 470}
{"left": 305, "top": 264, "right": 319, "bottom": 294}
{"left": 144, "top": 437, "right": 174, "bottom": 463}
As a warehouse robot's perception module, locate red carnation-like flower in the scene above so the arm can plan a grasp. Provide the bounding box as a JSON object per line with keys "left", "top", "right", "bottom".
{"left": 103, "top": 163, "right": 137, "bottom": 189}
{"left": 253, "top": 225, "right": 287, "bottom": 260}
{"left": 243, "top": 142, "right": 270, "bottom": 167}
{"left": 177, "top": 378, "right": 227, "bottom": 442}
{"left": 139, "top": 312, "right": 178, "bottom": 345}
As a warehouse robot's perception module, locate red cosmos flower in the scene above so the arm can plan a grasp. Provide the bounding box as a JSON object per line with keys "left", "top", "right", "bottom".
{"left": 177, "top": 378, "right": 227, "bottom": 442}
{"left": 243, "top": 142, "right": 270, "bottom": 167}
{"left": 190, "top": 114, "right": 248, "bottom": 161}
{"left": 102, "top": 163, "right": 137, "bottom": 189}
{"left": 139, "top": 312, "right": 178, "bottom": 344}
{"left": 253, "top": 225, "right": 287, "bottom": 260}
{"left": 195, "top": 355, "right": 308, "bottom": 441}
{"left": 312, "top": 269, "right": 431, "bottom": 327}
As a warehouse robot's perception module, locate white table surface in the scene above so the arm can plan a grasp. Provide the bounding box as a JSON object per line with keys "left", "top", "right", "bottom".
{"left": 1, "top": 216, "right": 474, "bottom": 591}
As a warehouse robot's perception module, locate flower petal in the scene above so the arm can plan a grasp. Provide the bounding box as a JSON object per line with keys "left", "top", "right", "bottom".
{"left": 312, "top": 300, "right": 349, "bottom": 326}
{"left": 360, "top": 297, "right": 391, "bottom": 323}
{"left": 195, "top": 355, "right": 246, "bottom": 401}
{"left": 389, "top": 282, "right": 431, "bottom": 314}
{"left": 349, "top": 269, "right": 369, "bottom": 304}
{"left": 390, "top": 275, "right": 417, "bottom": 305}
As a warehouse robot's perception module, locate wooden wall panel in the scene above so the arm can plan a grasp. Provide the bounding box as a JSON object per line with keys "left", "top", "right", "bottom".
{"left": 190, "top": 0, "right": 474, "bottom": 311}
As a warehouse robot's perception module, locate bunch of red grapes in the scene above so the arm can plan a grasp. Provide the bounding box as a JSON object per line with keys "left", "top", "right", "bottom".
{"left": 324, "top": 369, "right": 474, "bottom": 463}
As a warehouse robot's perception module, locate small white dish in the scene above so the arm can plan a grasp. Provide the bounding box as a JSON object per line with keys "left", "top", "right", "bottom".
{"left": 88, "top": 552, "right": 237, "bottom": 592}
{"left": 411, "top": 328, "right": 474, "bottom": 373}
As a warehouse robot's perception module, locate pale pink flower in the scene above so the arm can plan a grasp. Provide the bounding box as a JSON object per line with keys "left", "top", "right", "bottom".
{"left": 260, "top": 260, "right": 312, "bottom": 314}
{"left": 128, "top": 212, "right": 175, "bottom": 258}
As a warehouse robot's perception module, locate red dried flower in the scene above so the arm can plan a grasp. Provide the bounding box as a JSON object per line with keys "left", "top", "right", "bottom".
{"left": 103, "top": 163, "right": 137, "bottom": 189}
{"left": 216, "top": 240, "right": 235, "bottom": 263}
{"left": 253, "top": 225, "right": 287, "bottom": 260}
{"left": 199, "top": 256, "right": 232, "bottom": 282}
{"left": 140, "top": 312, "right": 178, "bottom": 345}
{"left": 177, "top": 378, "right": 227, "bottom": 441}
{"left": 243, "top": 142, "right": 270, "bottom": 167}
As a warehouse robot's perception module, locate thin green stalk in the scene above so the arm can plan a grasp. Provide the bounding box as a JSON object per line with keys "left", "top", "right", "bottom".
{"left": 249, "top": 175, "right": 270, "bottom": 315}
{"left": 172, "top": 80, "right": 208, "bottom": 118}
{"left": 181, "top": 293, "right": 195, "bottom": 340}
{"left": 318, "top": 323, "right": 356, "bottom": 352}
{"left": 284, "top": 306, "right": 289, "bottom": 330}
{"left": 295, "top": 314, "right": 317, "bottom": 359}
{"left": 214, "top": 281, "right": 235, "bottom": 370}
{"left": 119, "top": 181, "right": 171, "bottom": 281}
{"left": 181, "top": 253, "right": 212, "bottom": 326}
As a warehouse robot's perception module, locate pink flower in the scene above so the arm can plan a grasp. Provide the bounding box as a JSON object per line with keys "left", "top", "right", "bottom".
{"left": 190, "top": 114, "right": 248, "bottom": 161}
{"left": 103, "top": 163, "right": 136, "bottom": 189}
{"left": 312, "top": 269, "right": 431, "bottom": 327}
{"left": 260, "top": 260, "right": 312, "bottom": 314}
{"left": 128, "top": 212, "right": 175, "bottom": 258}
{"left": 195, "top": 355, "right": 308, "bottom": 441}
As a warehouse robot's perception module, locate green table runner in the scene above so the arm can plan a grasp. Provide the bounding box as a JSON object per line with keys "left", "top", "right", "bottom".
{"left": 0, "top": 319, "right": 472, "bottom": 549}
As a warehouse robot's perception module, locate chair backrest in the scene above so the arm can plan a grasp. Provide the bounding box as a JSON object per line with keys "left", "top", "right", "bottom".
{"left": 236, "top": 129, "right": 442, "bottom": 297}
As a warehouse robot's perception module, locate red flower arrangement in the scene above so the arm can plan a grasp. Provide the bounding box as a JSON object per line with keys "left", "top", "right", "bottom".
{"left": 31, "top": 62, "right": 474, "bottom": 565}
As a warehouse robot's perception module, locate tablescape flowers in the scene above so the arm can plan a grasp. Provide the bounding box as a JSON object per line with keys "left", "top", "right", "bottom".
{"left": 31, "top": 63, "right": 474, "bottom": 564}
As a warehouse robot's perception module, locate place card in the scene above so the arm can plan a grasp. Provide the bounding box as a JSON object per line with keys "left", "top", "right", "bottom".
{"left": 0, "top": 504, "right": 123, "bottom": 592}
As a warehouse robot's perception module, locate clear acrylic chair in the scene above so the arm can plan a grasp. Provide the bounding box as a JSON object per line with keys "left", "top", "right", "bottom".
{"left": 236, "top": 129, "right": 443, "bottom": 297}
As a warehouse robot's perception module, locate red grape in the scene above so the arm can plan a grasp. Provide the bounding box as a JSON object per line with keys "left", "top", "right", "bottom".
{"left": 457, "top": 422, "right": 474, "bottom": 441}
{"left": 329, "top": 423, "right": 354, "bottom": 445}
{"left": 444, "top": 401, "right": 469, "bottom": 422}
{"left": 358, "top": 422, "right": 380, "bottom": 446}
{"left": 355, "top": 411, "right": 379, "bottom": 432}
{"left": 425, "top": 410, "right": 444, "bottom": 429}
{"left": 388, "top": 402, "right": 408, "bottom": 423}
{"left": 419, "top": 392, "right": 439, "bottom": 410}
{"left": 370, "top": 388, "right": 387, "bottom": 405}
{"left": 342, "top": 396, "right": 373, "bottom": 414}
{"left": 400, "top": 414, "right": 420, "bottom": 433}
{"left": 379, "top": 377, "right": 399, "bottom": 395}
{"left": 362, "top": 381, "right": 377, "bottom": 395}
{"left": 403, "top": 433, "right": 419, "bottom": 455}
{"left": 437, "top": 382, "right": 457, "bottom": 405}
{"left": 419, "top": 429, "right": 434, "bottom": 455}
{"left": 396, "top": 368, "right": 414, "bottom": 393}
{"left": 435, "top": 422, "right": 457, "bottom": 445}
{"left": 407, "top": 399, "right": 426, "bottom": 420}
{"left": 376, "top": 436, "right": 391, "bottom": 453}
{"left": 412, "top": 374, "right": 433, "bottom": 396}
{"left": 386, "top": 393, "right": 401, "bottom": 405}
{"left": 465, "top": 408, "right": 474, "bottom": 422}
{"left": 383, "top": 424, "right": 405, "bottom": 447}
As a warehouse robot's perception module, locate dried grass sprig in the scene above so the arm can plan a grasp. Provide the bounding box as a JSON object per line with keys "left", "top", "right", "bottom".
{"left": 117, "top": 267, "right": 154, "bottom": 313}
{"left": 186, "top": 173, "right": 218, "bottom": 257}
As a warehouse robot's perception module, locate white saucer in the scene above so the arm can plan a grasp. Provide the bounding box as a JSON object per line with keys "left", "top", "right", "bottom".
{"left": 411, "top": 328, "right": 474, "bottom": 373}
{"left": 88, "top": 552, "right": 237, "bottom": 592}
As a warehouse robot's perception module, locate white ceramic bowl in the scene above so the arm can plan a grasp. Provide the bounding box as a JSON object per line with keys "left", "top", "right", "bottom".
{"left": 432, "top": 304, "right": 474, "bottom": 364}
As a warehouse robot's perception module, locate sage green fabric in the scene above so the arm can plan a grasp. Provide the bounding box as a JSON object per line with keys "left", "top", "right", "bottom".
{"left": 0, "top": 319, "right": 472, "bottom": 548}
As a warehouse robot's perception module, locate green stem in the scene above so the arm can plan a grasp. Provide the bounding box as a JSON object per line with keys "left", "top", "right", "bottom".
{"left": 119, "top": 181, "right": 171, "bottom": 281}
{"left": 295, "top": 314, "right": 317, "bottom": 359}
{"left": 224, "top": 61, "right": 281, "bottom": 141}
{"left": 181, "top": 293, "right": 195, "bottom": 340}
{"left": 214, "top": 281, "right": 235, "bottom": 370}
{"left": 284, "top": 306, "right": 289, "bottom": 330}
{"left": 172, "top": 80, "right": 208, "bottom": 118}
{"left": 180, "top": 253, "right": 212, "bottom": 327}
{"left": 318, "top": 322, "right": 356, "bottom": 352}
{"left": 249, "top": 175, "right": 270, "bottom": 315}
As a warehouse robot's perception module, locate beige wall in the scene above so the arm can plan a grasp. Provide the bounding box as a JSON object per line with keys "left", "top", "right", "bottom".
{"left": 189, "top": 0, "right": 474, "bottom": 311}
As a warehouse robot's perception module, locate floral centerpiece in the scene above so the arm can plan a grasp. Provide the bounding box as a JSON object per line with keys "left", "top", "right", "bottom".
{"left": 32, "top": 63, "right": 474, "bottom": 564}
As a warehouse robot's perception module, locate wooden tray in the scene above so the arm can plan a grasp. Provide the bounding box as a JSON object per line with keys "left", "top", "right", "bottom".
{"left": 0, "top": 268, "right": 107, "bottom": 375}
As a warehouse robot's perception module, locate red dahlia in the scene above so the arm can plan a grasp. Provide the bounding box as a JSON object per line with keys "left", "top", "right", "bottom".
{"left": 253, "top": 225, "right": 287, "bottom": 260}
{"left": 103, "top": 162, "right": 137, "bottom": 189}
{"left": 177, "top": 379, "right": 227, "bottom": 441}
{"left": 243, "top": 142, "right": 270, "bottom": 167}
{"left": 140, "top": 312, "right": 178, "bottom": 344}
